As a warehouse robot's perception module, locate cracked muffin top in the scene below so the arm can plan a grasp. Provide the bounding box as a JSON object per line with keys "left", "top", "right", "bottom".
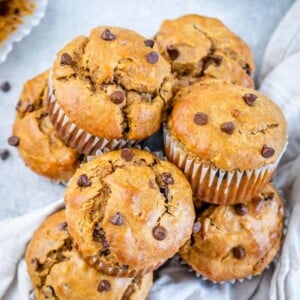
{"left": 168, "top": 80, "right": 287, "bottom": 171}
{"left": 12, "top": 71, "right": 81, "bottom": 182}
{"left": 155, "top": 14, "right": 255, "bottom": 90}
{"left": 179, "top": 184, "right": 284, "bottom": 282}
{"left": 64, "top": 149, "right": 195, "bottom": 276}
{"left": 25, "top": 210, "right": 153, "bottom": 300}
{"left": 50, "top": 26, "right": 173, "bottom": 141}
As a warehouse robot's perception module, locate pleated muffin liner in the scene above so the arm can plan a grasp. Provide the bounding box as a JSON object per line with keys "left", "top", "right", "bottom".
{"left": 163, "top": 125, "right": 288, "bottom": 204}
{"left": 47, "top": 70, "right": 140, "bottom": 155}
{"left": 73, "top": 242, "right": 166, "bottom": 278}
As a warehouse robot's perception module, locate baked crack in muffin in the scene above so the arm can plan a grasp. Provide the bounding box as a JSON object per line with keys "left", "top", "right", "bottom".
{"left": 64, "top": 149, "right": 195, "bottom": 277}
{"left": 48, "top": 26, "right": 173, "bottom": 155}
{"left": 155, "top": 14, "right": 255, "bottom": 91}
{"left": 25, "top": 210, "right": 153, "bottom": 300}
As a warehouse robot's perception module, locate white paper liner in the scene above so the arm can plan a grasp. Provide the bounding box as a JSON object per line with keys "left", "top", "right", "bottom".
{"left": 47, "top": 70, "right": 140, "bottom": 155}
{"left": 164, "top": 126, "right": 288, "bottom": 204}
{"left": 0, "top": 0, "right": 48, "bottom": 64}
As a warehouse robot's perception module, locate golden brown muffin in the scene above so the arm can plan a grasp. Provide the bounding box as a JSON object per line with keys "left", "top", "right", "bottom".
{"left": 155, "top": 14, "right": 255, "bottom": 91}
{"left": 0, "top": 0, "right": 35, "bottom": 45}
{"left": 179, "top": 184, "right": 284, "bottom": 283}
{"left": 64, "top": 149, "right": 195, "bottom": 277}
{"left": 25, "top": 210, "right": 153, "bottom": 300}
{"left": 12, "top": 71, "right": 81, "bottom": 182}
{"left": 48, "top": 26, "right": 173, "bottom": 155}
{"left": 165, "top": 80, "right": 287, "bottom": 204}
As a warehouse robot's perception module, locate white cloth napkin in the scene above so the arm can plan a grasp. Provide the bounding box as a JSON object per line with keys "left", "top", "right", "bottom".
{"left": 1, "top": 1, "right": 300, "bottom": 299}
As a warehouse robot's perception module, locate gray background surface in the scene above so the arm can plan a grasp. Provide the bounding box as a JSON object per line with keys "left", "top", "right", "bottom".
{"left": 0, "top": 0, "right": 295, "bottom": 220}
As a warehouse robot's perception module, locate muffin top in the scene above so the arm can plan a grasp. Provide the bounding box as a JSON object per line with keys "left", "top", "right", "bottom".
{"left": 12, "top": 71, "right": 80, "bottom": 182}
{"left": 179, "top": 184, "right": 284, "bottom": 282}
{"left": 64, "top": 149, "right": 194, "bottom": 276}
{"left": 51, "top": 26, "right": 173, "bottom": 141}
{"left": 25, "top": 210, "right": 153, "bottom": 300}
{"left": 155, "top": 14, "right": 255, "bottom": 89}
{"left": 168, "top": 80, "right": 287, "bottom": 171}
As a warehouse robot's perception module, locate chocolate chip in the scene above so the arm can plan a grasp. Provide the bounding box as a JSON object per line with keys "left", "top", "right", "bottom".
{"left": 101, "top": 29, "right": 116, "bottom": 41}
{"left": 40, "top": 112, "right": 48, "bottom": 118}
{"left": 93, "top": 225, "right": 109, "bottom": 248}
{"left": 0, "top": 149, "right": 9, "bottom": 160}
{"left": 192, "top": 221, "right": 201, "bottom": 233}
{"left": 144, "top": 39, "right": 154, "bottom": 48}
{"left": 15, "top": 100, "right": 22, "bottom": 111}
{"left": 60, "top": 53, "right": 73, "bottom": 66}
{"left": 110, "top": 91, "right": 125, "bottom": 104}
{"left": 14, "top": 8, "right": 20, "bottom": 15}
{"left": 167, "top": 45, "right": 179, "bottom": 60}
{"left": 232, "top": 246, "right": 246, "bottom": 259}
{"left": 1, "top": 81, "right": 11, "bottom": 92}
{"left": 122, "top": 264, "right": 129, "bottom": 270}
{"left": 77, "top": 174, "right": 91, "bottom": 187}
{"left": 8, "top": 136, "right": 19, "bottom": 146}
{"left": 220, "top": 122, "right": 235, "bottom": 134}
{"left": 234, "top": 204, "right": 248, "bottom": 216}
{"left": 160, "top": 172, "right": 174, "bottom": 185}
{"left": 262, "top": 192, "right": 275, "bottom": 201}
{"left": 97, "top": 280, "right": 111, "bottom": 292}
{"left": 121, "top": 148, "right": 134, "bottom": 161}
{"left": 261, "top": 145, "right": 275, "bottom": 158}
{"left": 26, "top": 104, "right": 34, "bottom": 112}
{"left": 58, "top": 222, "right": 68, "bottom": 231}
{"left": 159, "top": 185, "right": 168, "bottom": 198}
{"left": 193, "top": 112, "right": 208, "bottom": 125}
{"left": 146, "top": 51, "right": 159, "bottom": 64}
{"left": 152, "top": 225, "right": 167, "bottom": 240}
{"left": 243, "top": 93, "right": 257, "bottom": 106}
{"left": 208, "top": 54, "right": 223, "bottom": 66}
{"left": 109, "top": 212, "right": 124, "bottom": 226}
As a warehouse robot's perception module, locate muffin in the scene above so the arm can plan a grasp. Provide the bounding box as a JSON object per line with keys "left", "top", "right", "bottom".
{"left": 164, "top": 80, "right": 287, "bottom": 204}
{"left": 179, "top": 184, "right": 284, "bottom": 283}
{"left": 64, "top": 149, "right": 195, "bottom": 277}
{"left": 48, "top": 26, "right": 173, "bottom": 155}
{"left": 12, "top": 71, "right": 81, "bottom": 182}
{"left": 155, "top": 14, "right": 255, "bottom": 92}
{"left": 25, "top": 210, "right": 153, "bottom": 300}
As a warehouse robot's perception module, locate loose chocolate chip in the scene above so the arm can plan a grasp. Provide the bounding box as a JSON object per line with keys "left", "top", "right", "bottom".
{"left": 261, "top": 145, "right": 275, "bottom": 158}
{"left": 234, "top": 204, "right": 248, "bottom": 216}
{"left": 1, "top": 81, "right": 11, "bottom": 92}
{"left": 153, "top": 225, "right": 167, "bottom": 240}
{"left": 160, "top": 172, "right": 174, "bottom": 185}
{"left": 121, "top": 148, "right": 134, "bottom": 161}
{"left": 144, "top": 39, "right": 154, "bottom": 48}
{"left": 220, "top": 122, "right": 235, "bottom": 134}
{"left": 77, "top": 174, "right": 91, "bottom": 187}
{"left": 167, "top": 45, "right": 179, "bottom": 60}
{"left": 192, "top": 221, "right": 201, "bottom": 233}
{"left": 58, "top": 222, "right": 68, "bottom": 231}
{"left": 26, "top": 104, "right": 34, "bottom": 112}
{"left": 8, "top": 136, "right": 19, "bottom": 146}
{"left": 243, "top": 93, "right": 257, "bottom": 106}
{"left": 193, "top": 112, "right": 208, "bottom": 125}
{"left": 101, "top": 29, "right": 116, "bottom": 41}
{"left": 109, "top": 212, "right": 124, "bottom": 226}
{"left": 0, "top": 149, "right": 9, "bottom": 160}
{"left": 97, "top": 280, "right": 111, "bottom": 292}
{"left": 110, "top": 91, "right": 125, "bottom": 104}
{"left": 60, "top": 53, "right": 73, "bottom": 66}
{"left": 208, "top": 54, "right": 223, "bottom": 66}
{"left": 232, "top": 246, "right": 246, "bottom": 259}
{"left": 146, "top": 51, "right": 159, "bottom": 64}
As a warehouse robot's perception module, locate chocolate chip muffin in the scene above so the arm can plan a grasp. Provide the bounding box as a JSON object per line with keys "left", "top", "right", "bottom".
{"left": 164, "top": 80, "right": 287, "bottom": 204}
{"left": 12, "top": 71, "right": 81, "bottom": 182}
{"left": 64, "top": 149, "right": 195, "bottom": 277}
{"left": 179, "top": 184, "right": 284, "bottom": 283}
{"left": 25, "top": 210, "right": 153, "bottom": 300}
{"left": 48, "top": 26, "right": 173, "bottom": 155}
{"left": 155, "top": 14, "right": 255, "bottom": 92}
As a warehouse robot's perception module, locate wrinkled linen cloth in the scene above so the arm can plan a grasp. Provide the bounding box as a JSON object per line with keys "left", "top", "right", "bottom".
{"left": 1, "top": 1, "right": 300, "bottom": 299}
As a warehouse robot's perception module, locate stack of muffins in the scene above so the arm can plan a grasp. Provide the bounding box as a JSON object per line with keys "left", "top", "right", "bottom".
{"left": 9, "top": 14, "right": 287, "bottom": 299}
